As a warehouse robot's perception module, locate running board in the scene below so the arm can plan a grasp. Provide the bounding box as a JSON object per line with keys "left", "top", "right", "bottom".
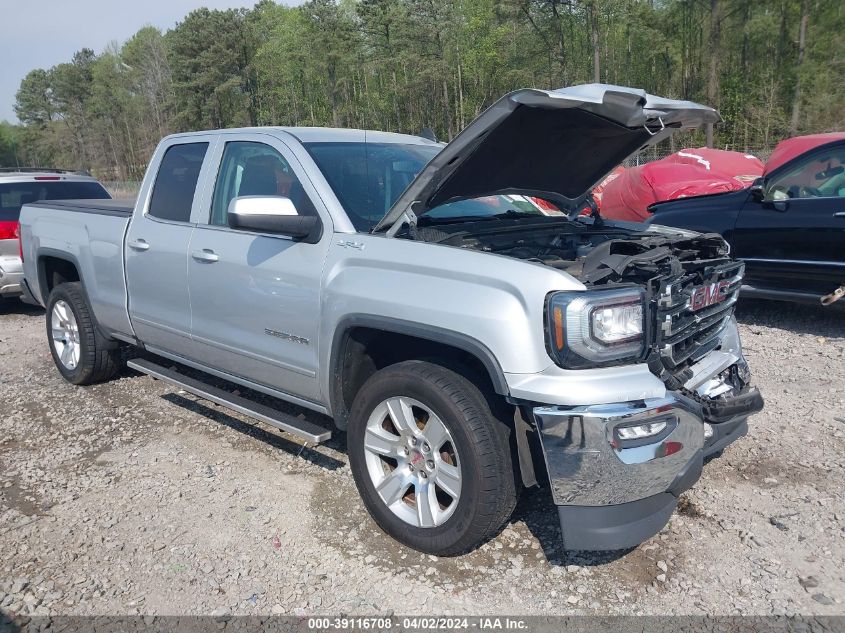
{"left": 127, "top": 358, "right": 331, "bottom": 444}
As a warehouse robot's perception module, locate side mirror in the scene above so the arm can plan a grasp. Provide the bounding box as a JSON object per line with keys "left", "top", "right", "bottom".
{"left": 751, "top": 177, "right": 791, "bottom": 212}
{"left": 765, "top": 187, "right": 792, "bottom": 212}
{"left": 749, "top": 177, "right": 765, "bottom": 202}
{"left": 227, "top": 196, "right": 322, "bottom": 243}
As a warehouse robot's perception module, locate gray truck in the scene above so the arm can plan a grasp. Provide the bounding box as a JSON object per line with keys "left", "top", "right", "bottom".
{"left": 19, "top": 84, "right": 763, "bottom": 556}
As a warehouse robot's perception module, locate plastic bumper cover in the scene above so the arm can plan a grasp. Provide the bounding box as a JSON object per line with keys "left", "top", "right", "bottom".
{"left": 533, "top": 387, "right": 763, "bottom": 551}
{"left": 18, "top": 277, "right": 40, "bottom": 306}
{"left": 0, "top": 255, "right": 23, "bottom": 296}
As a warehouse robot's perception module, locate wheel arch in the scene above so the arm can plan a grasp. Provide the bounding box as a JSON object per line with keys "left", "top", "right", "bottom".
{"left": 38, "top": 251, "right": 118, "bottom": 350}
{"left": 328, "top": 314, "right": 510, "bottom": 430}
{"left": 36, "top": 249, "right": 83, "bottom": 301}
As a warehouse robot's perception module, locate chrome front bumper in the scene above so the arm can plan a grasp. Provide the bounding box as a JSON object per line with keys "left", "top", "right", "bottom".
{"left": 0, "top": 255, "right": 23, "bottom": 296}
{"left": 532, "top": 382, "right": 762, "bottom": 550}
{"left": 524, "top": 317, "right": 763, "bottom": 550}
{"left": 533, "top": 394, "right": 703, "bottom": 507}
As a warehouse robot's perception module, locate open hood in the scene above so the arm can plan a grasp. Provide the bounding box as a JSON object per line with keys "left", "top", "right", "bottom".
{"left": 373, "top": 83, "right": 719, "bottom": 233}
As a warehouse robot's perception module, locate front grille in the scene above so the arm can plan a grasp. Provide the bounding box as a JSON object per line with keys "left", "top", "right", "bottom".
{"left": 654, "top": 260, "right": 744, "bottom": 368}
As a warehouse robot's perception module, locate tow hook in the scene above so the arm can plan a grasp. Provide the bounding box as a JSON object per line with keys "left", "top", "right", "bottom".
{"left": 820, "top": 285, "right": 845, "bottom": 306}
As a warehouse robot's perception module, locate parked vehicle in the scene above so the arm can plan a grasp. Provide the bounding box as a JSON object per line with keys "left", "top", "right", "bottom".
{"left": 0, "top": 169, "right": 110, "bottom": 300}
{"left": 599, "top": 148, "right": 764, "bottom": 222}
{"left": 19, "top": 84, "right": 763, "bottom": 555}
{"left": 647, "top": 133, "right": 845, "bottom": 305}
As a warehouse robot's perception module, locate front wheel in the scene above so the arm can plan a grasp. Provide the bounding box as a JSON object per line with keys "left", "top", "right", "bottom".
{"left": 347, "top": 360, "right": 517, "bottom": 555}
{"left": 46, "top": 282, "right": 121, "bottom": 385}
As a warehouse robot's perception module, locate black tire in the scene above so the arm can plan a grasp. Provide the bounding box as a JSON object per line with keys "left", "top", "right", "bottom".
{"left": 347, "top": 360, "right": 517, "bottom": 555}
{"left": 45, "top": 282, "right": 121, "bottom": 385}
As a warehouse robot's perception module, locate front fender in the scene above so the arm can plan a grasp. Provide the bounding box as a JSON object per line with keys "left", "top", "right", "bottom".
{"left": 646, "top": 189, "right": 747, "bottom": 238}
{"left": 319, "top": 234, "right": 584, "bottom": 408}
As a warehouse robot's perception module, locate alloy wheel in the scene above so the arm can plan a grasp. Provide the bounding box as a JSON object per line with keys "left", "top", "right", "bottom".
{"left": 51, "top": 300, "right": 81, "bottom": 370}
{"left": 363, "top": 396, "right": 462, "bottom": 528}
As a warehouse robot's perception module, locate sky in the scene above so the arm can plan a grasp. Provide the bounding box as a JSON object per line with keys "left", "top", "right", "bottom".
{"left": 0, "top": 0, "right": 300, "bottom": 123}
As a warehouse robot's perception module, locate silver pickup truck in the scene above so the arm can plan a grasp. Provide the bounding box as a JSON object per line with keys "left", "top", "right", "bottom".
{"left": 19, "top": 84, "right": 763, "bottom": 556}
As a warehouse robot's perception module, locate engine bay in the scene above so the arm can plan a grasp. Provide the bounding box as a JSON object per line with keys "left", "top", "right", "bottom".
{"left": 414, "top": 216, "right": 737, "bottom": 390}
{"left": 414, "top": 217, "right": 731, "bottom": 286}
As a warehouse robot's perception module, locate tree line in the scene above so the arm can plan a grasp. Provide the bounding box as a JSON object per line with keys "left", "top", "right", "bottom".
{"left": 2, "top": 0, "right": 843, "bottom": 180}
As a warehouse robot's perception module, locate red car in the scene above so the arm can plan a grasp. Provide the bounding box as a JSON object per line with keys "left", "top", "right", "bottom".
{"left": 598, "top": 147, "right": 764, "bottom": 222}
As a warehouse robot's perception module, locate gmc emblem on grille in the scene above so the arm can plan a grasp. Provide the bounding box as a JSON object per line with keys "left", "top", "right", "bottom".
{"left": 690, "top": 280, "right": 730, "bottom": 311}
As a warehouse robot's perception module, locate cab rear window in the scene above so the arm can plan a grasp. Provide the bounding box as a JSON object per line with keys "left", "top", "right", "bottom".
{"left": 0, "top": 181, "right": 111, "bottom": 221}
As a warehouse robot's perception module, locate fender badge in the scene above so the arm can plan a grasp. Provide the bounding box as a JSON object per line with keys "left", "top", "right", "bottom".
{"left": 265, "top": 328, "right": 309, "bottom": 345}
{"left": 337, "top": 240, "right": 364, "bottom": 250}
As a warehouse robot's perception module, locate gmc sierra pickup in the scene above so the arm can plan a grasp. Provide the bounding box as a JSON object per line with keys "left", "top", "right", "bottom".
{"left": 19, "top": 84, "right": 763, "bottom": 556}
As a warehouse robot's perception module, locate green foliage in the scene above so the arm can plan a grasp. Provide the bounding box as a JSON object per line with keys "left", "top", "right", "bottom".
{"left": 6, "top": 0, "right": 845, "bottom": 176}
{"left": 15, "top": 69, "right": 55, "bottom": 126}
{"left": 0, "top": 122, "right": 22, "bottom": 167}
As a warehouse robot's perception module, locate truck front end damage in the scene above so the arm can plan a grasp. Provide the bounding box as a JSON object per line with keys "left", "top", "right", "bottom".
{"left": 374, "top": 84, "right": 762, "bottom": 552}
{"left": 412, "top": 216, "right": 763, "bottom": 550}
{"left": 532, "top": 354, "right": 761, "bottom": 551}
{"left": 528, "top": 226, "right": 763, "bottom": 550}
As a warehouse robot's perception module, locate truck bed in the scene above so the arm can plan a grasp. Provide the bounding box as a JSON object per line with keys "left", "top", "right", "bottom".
{"left": 20, "top": 198, "right": 134, "bottom": 339}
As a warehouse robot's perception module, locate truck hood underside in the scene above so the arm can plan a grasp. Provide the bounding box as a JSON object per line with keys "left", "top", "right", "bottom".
{"left": 374, "top": 84, "right": 719, "bottom": 233}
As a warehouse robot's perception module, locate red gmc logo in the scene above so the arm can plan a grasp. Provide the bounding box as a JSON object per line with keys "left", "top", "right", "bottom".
{"left": 690, "top": 280, "right": 730, "bottom": 311}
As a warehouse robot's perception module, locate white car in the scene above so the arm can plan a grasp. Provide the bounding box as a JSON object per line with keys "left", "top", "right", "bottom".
{"left": 0, "top": 169, "right": 111, "bottom": 300}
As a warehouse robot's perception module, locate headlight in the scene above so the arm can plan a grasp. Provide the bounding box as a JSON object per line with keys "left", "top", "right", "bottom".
{"left": 592, "top": 302, "right": 643, "bottom": 344}
{"left": 546, "top": 288, "right": 646, "bottom": 368}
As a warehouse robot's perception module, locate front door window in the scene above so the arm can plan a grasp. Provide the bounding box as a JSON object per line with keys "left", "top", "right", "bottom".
{"left": 766, "top": 146, "right": 845, "bottom": 201}
{"left": 209, "top": 141, "right": 316, "bottom": 226}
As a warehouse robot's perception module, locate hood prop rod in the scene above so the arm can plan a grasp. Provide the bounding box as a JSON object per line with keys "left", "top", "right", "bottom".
{"left": 586, "top": 193, "right": 603, "bottom": 227}
{"left": 643, "top": 116, "right": 666, "bottom": 136}
{"left": 385, "top": 207, "right": 419, "bottom": 239}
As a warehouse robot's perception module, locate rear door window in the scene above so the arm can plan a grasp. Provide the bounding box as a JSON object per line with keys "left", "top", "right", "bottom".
{"left": 0, "top": 180, "right": 110, "bottom": 221}
{"left": 148, "top": 143, "right": 209, "bottom": 222}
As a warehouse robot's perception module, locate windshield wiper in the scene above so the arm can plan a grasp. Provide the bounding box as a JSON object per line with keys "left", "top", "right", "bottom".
{"left": 418, "top": 209, "right": 542, "bottom": 226}
{"left": 491, "top": 209, "right": 543, "bottom": 220}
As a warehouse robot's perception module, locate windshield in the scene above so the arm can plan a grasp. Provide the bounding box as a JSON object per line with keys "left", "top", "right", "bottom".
{"left": 425, "top": 194, "right": 562, "bottom": 223}
{"left": 305, "top": 142, "right": 440, "bottom": 231}
{"left": 304, "top": 141, "right": 566, "bottom": 231}
{"left": 0, "top": 180, "right": 110, "bottom": 221}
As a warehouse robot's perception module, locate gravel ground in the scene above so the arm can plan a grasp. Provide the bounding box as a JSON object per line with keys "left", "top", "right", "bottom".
{"left": 0, "top": 298, "right": 843, "bottom": 617}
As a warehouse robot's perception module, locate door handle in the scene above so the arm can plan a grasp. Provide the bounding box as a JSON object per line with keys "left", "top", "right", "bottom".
{"left": 834, "top": 212, "right": 845, "bottom": 218}
{"left": 128, "top": 239, "right": 150, "bottom": 251}
{"left": 191, "top": 249, "right": 219, "bottom": 263}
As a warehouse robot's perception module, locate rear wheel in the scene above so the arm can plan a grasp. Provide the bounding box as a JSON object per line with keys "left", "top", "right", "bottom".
{"left": 347, "top": 360, "right": 517, "bottom": 555}
{"left": 46, "top": 282, "right": 121, "bottom": 385}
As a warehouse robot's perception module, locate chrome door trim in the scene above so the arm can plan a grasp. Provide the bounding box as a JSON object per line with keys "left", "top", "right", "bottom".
{"left": 740, "top": 257, "right": 845, "bottom": 268}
